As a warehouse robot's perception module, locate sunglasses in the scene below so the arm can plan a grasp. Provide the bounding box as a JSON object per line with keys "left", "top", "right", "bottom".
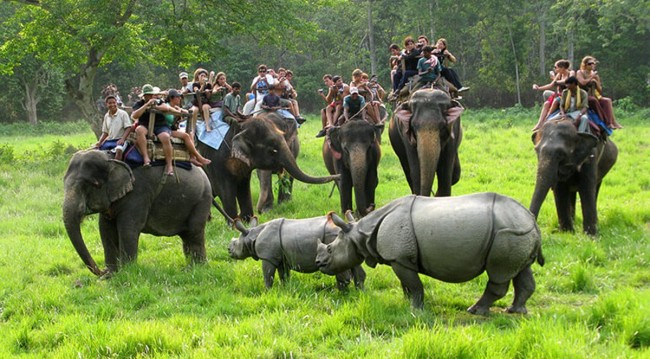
{"left": 587, "top": 62, "right": 595, "bottom": 65}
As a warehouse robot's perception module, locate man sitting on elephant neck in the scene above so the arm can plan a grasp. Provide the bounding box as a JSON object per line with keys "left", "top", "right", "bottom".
{"left": 339, "top": 87, "right": 367, "bottom": 125}
{"left": 261, "top": 84, "right": 282, "bottom": 112}
{"left": 417, "top": 46, "right": 440, "bottom": 88}
{"left": 547, "top": 76, "right": 590, "bottom": 134}
{"left": 223, "top": 82, "right": 248, "bottom": 124}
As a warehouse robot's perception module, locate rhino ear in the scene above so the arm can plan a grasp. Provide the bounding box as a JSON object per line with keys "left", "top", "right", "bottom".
{"left": 249, "top": 216, "right": 259, "bottom": 228}
{"left": 344, "top": 210, "right": 356, "bottom": 223}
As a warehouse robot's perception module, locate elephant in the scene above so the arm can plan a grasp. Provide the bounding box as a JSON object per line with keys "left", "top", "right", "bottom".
{"left": 389, "top": 88, "right": 463, "bottom": 196}
{"left": 529, "top": 119, "right": 618, "bottom": 235}
{"left": 62, "top": 150, "right": 212, "bottom": 276}
{"left": 198, "top": 112, "right": 338, "bottom": 222}
{"left": 228, "top": 215, "right": 365, "bottom": 290}
{"left": 322, "top": 119, "right": 384, "bottom": 217}
{"left": 316, "top": 193, "right": 544, "bottom": 314}
{"left": 254, "top": 111, "right": 301, "bottom": 214}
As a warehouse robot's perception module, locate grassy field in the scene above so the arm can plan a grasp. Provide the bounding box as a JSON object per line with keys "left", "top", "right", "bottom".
{"left": 0, "top": 108, "right": 648, "bottom": 358}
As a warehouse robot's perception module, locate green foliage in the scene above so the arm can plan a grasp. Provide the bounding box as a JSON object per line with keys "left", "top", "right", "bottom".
{"left": 0, "top": 67, "right": 649, "bottom": 358}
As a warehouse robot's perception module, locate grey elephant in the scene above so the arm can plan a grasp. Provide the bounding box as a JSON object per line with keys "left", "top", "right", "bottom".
{"left": 316, "top": 193, "right": 544, "bottom": 314}
{"left": 199, "top": 113, "right": 338, "bottom": 223}
{"left": 389, "top": 89, "right": 463, "bottom": 196}
{"left": 229, "top": 216, "right": 365, "bottom": 290}
{"left": 63, "top": 150, "right": 212, "bottom": 276}
{"left": 322, "top": 119, "right": 385, "bottom": 217}
{"left": 529, "top": 119, "right": 617, "bottom": 235}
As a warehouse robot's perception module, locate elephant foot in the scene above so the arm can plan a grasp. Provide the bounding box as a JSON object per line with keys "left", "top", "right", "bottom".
{"left": 257, "top": 204, "right": 273, "bottom": 214}
{"left": 98, "top": 270, "right": 114, "bottom": 281}
{"left": 505, "top": 306, "right": 528, "bottom": 314}
{"left": 467, "top": 304, "right": 490, "bottom": 316}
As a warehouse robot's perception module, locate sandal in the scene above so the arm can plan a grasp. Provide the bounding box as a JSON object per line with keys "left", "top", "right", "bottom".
{"left": 143, "top": 161, "right": 152, "bottom": 168}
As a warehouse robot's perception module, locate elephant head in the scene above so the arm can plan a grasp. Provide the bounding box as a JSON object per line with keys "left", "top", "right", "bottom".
{"left": 529, "top": 120, "right": 599, "bottom": 219}
{"left": 232, "top": 116, "right": 339, "bottom": 184}
{"left": 62, "top": 150, "right": 134, "bottom": 275}
{"left": 392, "top": 89, "right": 462, "bottom": 196}
{"left": 329, "top": 119, "right": 384, "bottom": 216}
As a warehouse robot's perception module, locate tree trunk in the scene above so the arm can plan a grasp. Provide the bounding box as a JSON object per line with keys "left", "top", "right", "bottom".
{"left": 23, "top": 81, "right": 40, "bottom": 125}
{"left": 539, "top": 10, "right": 546, "bottom": 76}
{"left": 508, "top": 26, "right": 522, "bottom": 106}
{"left": 367, "top": 0, "right": 377, "bottom": 76}
{"left": 65, "top": 49, "right": 104, "bottom": 139}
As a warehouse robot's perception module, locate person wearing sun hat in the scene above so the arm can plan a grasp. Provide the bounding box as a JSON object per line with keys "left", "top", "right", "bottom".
{"left": 131, "top": 83, "right": 176, "bottom": 175}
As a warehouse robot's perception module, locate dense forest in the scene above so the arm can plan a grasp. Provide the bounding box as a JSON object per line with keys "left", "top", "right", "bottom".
{"left": 1, "top": 0, "right": 648, "bottom": 132}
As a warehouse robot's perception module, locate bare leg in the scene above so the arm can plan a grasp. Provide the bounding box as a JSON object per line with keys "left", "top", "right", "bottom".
{"left": 172, "top": 131, "right": 211, "bottom": 166}
{"left": 332, "top": 105, "right": 343, "bottom": 126}
{"left": 202, "top": 104, "right": 212, "bottom": 131}
{"left": 135, "top": 126, "right": 151, "bottom": 165}
{"left": 532, "top": 101, "right": 551, "bottom": 131}
{"left": 189, "top": 105, "right": 199, "bottom": 138}
{"left": 157, "top": 132, "right": 174, "bottom": 175}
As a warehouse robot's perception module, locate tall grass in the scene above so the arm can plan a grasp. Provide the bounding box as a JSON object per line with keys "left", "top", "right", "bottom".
{"left": 0, "top": 108, "right": 648, "bottom": 357}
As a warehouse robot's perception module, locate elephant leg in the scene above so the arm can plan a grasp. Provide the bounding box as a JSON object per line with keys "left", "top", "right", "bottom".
{"left": 256, "top": 169, "right": 274, "bottom": 214}
{"left": 578, "top": 167, "right": 598, "bottom": 236}
{"left": 389, "top": 120, "right": 414, "bottom": 192}
{"left": 351, "top": 265, "right": 366, "bottom": 290}
{"left": 435, "top": 146, "right": 455, "bottom": 197}
{"left": 507, "top": 266, "right": 535, "bottom": 314}
{"left": 391, "top": 262, "right": 424, "bottom": 309}
{"left": 99, "top": 216, "right": 119, "bottom": 273}
{"left": 339, "top": 169, "right": 354, "bottom": 214}
{"left": 262, "top": 260, "right": 277, "bottom": 289}
{"left": 467, "top": 280, "right": 509, "bottom": 316}
{"left": 553, "top": 184, "right": 574, "bottom": 232}
{"left": 451, "top": 153, "right": 461, "bottom": 185}
{"left": 179, "top": 230, "right": 207, "bottom": 264}
{"left": 335, "top": 270, "right": 352, "bottom": 291}
{"left": 277, "top": 174, "right": 294, "bottom": 204}
{"left": 236, "top": 178, "right": 254, "bottom": 222}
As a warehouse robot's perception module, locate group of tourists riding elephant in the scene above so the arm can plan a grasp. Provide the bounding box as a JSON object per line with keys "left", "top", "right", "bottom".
{"left": 62, "top": 87, "right": 617, "bottom": 313}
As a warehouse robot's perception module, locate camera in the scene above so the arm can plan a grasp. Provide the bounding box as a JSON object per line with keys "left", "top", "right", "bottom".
{"left": 318, "top": 88, "right": 324, "bottom": 93}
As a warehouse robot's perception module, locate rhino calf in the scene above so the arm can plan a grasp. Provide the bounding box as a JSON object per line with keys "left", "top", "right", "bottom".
{"left": 229, "top": 216, "right": 365, "bottom": 290}
{"left": 316, "top": 193, "right": 544, "bottom": 315}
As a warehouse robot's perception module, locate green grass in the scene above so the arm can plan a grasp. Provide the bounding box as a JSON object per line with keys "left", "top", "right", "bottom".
{"left": 0, "top": 109, "right": 649, "bottom": 358}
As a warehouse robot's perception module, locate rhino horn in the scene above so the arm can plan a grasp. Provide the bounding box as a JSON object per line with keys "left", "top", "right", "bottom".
{"left": 329, "top": 212, "right": 352, "bottom": 233}
{"left": 234, "top": 218, "right": 249, "bottom": 235}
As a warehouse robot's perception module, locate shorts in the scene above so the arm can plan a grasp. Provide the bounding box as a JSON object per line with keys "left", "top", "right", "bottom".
{"left": 279, "top": 98, "right": 292, "bottom": 107}
{"left": 153, "top": 125, "right": 171, "bottom": 136}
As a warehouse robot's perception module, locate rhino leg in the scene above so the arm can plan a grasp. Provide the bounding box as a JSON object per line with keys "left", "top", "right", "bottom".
{"left": 467, "top": 280, "right": 509, "bottom": 315}
{"left": 351, "top": 265, "right": 366, "bottom": 290}
{"left": 506, "top": 266, "right": 535, "bottom": 314}
{"left": 335, "top": 271, "right": 352, "bottom": 291}
{"left": 391, "top": 262, "right": 424, "bottom": 309}
{"left": 262, "top": 260, "right": 277, "bottom": 289}
{"left": 278, "top": 263, "right": 290, "bottom": 284}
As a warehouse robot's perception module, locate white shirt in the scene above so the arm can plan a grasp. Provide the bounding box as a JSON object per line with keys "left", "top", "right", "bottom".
{"left": 102, "top": 108, "right": 132, "bottom": 140}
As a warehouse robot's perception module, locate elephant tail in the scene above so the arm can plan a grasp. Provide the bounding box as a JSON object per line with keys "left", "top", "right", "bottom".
{"left": 536, "top": 247, "right": 545, "bottom": 267}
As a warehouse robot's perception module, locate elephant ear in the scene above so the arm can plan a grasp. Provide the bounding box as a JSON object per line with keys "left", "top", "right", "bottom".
{"left": 106, "top": 159, "right": 135, "bottom": 202}
{"left": 329, "top": 126, "right": 343, "bottom": 153}
{"left": 373, "top": 123, "right": 385, "bottom": 141}
{"left": 446, "top": 105, "right": 464, "bottom": 141}
{"left": 573, "top": 133, "right": 598, "bottom": 168}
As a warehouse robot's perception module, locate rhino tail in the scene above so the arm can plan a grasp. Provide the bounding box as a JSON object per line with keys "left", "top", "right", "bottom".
{"left": 536, "top": 247, "right": 545, "bottom": 267}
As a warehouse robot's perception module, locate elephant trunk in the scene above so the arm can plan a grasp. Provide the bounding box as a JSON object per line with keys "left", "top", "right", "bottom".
{"left": 62, "top": 190, "right": 102, "bottom": 276}
{"left": 417, "top": 130, "right": 441, "bottom": 196}
{"left": 529, "top": 158, "right": 558, "bottom": 218}
{"left": 349, "top": 146, "right": 369, "bottom": 214}
{"left": 280, "top": 142, "right": 339, "bottom": 184}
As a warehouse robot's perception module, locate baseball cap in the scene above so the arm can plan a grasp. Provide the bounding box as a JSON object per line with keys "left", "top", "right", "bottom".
{"left": 141, "top": 84, "right": 155, "bottom": 95}
{"left": 350, "top": 87, "right": 359, "bottom": 94}
{"left": 167, "top": 89, "right": 182, "bottom": 98}
{"left": 179, "top": 72, "right": 189, "bottom": 79}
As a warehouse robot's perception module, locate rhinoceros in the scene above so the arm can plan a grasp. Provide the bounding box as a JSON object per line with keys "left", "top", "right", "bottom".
{"left": 315, "top": 193, "right": 544, "bottom": 314}
{"left": 229, "top": 216, "right": 365, "bottom": 290}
